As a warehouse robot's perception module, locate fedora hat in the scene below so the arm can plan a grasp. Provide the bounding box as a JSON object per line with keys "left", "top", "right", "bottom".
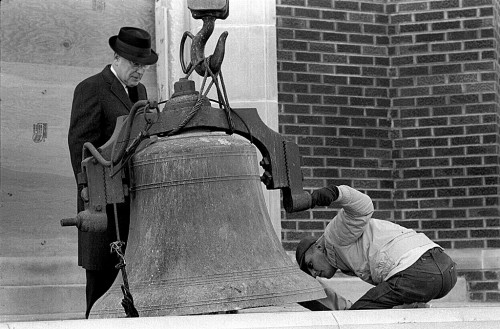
{"left": 109, "top": 27, "right": 158, "bottom": 65}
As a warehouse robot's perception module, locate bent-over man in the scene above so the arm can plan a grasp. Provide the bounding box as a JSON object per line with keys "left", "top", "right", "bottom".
{"left": 296, "top": 185, "right": 457, "bottom": 310}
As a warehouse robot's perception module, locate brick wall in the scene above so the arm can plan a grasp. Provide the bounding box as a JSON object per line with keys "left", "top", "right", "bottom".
{"left": 390, "top": 0, "right": 500, "bottom": 250}
{"left": 276, "top": 0, "right": 500, "bottom": 302}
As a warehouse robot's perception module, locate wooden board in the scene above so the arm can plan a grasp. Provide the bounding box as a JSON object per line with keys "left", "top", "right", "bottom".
{"left": 1, "top": 0, "right": 156, "bottom": 68}
{"left": 0, "top": 0, "right": 157, "bottom": 257}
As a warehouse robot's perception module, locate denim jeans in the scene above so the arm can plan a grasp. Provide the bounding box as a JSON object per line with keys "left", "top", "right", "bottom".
{"left": 350, "top": 248, "right": 457, "bottom": 310}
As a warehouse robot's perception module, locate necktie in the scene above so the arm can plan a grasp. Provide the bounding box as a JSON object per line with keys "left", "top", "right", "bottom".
{"left": 127, "top": 86, "right": 138, "bottom": 103}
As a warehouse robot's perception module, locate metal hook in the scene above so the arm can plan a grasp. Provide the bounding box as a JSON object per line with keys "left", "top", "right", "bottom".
{"left": 180, "top": 0, "right": 229, "bottom": 77}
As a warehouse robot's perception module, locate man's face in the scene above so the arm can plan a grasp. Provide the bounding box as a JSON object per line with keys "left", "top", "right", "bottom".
{"left": 114, "top": 56, "right": 149, "bottom": 87}
{"left": 304, "top": 243, "right": 336, "bottom": 278}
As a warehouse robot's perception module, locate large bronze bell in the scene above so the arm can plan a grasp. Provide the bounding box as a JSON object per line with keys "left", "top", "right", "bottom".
{"left": 90, "top": 131, "right": 325, "bottom": 318}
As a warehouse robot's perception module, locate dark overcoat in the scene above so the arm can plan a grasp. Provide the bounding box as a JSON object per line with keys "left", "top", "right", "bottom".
{"left": 68, "top": 65, "right": 148, "bottom": 270}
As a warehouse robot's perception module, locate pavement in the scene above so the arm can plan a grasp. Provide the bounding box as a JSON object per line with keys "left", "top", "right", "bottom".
{"left": 2, "top": 306, "right": 500, "bottom": 329}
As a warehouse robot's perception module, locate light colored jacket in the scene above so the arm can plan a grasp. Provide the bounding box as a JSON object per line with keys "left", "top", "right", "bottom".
{"left": 319, "top": 185, "right": 439, "bottom": 286}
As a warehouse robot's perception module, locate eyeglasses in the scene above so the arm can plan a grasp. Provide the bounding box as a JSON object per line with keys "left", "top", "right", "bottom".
{"left": 125, "top": 58, "right": 150, "bottom": 70}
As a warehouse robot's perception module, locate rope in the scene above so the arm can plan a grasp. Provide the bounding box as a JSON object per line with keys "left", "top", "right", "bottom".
{"left": 111, "top": 204, "right": 139, "bottom": 317}
{"left": 167, "top": 97, "right": 205, "bottom": 136}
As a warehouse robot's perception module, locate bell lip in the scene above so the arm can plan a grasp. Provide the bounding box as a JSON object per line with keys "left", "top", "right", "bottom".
{"left": 90, "top": 270, "right": 326, "bottom": 318}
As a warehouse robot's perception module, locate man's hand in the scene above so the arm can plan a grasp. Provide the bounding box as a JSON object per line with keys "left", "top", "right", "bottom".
{"left": 311, "top": 185, "right": 339, "bottom": 208}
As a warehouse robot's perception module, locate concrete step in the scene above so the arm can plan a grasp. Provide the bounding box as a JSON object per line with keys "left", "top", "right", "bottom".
{"left": 0, "top": 256, "right": 468, "bottom": 322}
{"left": 0, "top": 256, "right": 86, "bottom": 322}
{"left": 325, "top": 275, "right": 468, "bottom": 306}
{"left": 0, "top": 256, "right": 84, "bottom": 286}
{"left": 0, "top": 285, "right": 86, "bottom": 322}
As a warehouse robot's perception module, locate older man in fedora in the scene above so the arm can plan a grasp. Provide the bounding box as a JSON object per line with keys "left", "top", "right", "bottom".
{"left": 68, "top": 26, "right": 158, "bottom": 318}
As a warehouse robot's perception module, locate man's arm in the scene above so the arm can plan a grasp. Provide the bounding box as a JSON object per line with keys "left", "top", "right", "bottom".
{"left": 68, "top": 80, "right": 103, "bottom": 178}
{"left": 325, "top": 185, "right": 374, "bottom": 246}
{"left": 299, "top": 277, "right": 353, "bottom": 311}
{"left": 316, "top": 277, "right": 353, "bottom": 310}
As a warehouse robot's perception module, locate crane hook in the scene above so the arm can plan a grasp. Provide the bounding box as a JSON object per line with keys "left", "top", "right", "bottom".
{"left": 180, "top": 0, "right": 229, "bottom": 77}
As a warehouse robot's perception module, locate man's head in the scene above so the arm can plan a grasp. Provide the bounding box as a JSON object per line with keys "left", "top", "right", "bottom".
{"left": 296, "top": 236, "right": 336, "bottom": 279}
{"left": 109, "top": 27, "right": 158, "bottom": 87}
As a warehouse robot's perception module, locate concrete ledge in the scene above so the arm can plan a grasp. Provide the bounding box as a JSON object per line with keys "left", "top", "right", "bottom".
{"left": 0, "top": 256, "right": 86, "bottom": 321}
{"left": 0, "top": 256, "right": 84, "bottom": 286}
{"left": 445, "top": 249, "right": 500, "bottom": 271}
{"left": 0, "top": 276, "right": 466, "bottom": 321}
{"left": 0, "top": 255, "right": 468, "bottom": 322}
{"left": 0, "top": 312, "right": 84, "bottom": 323}
{"left": 2, "top": 307, "right": 500, "bottom": 329}
{"left": 325, "top": 276, "right": 467, "bottom": 305}
{"left": 0, "top": 285, "right": 86, "bottom": 318}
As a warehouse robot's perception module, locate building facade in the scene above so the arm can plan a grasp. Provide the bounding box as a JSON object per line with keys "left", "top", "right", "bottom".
{"left": 276, "top": 0, "right": 500, "bottom": 302}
